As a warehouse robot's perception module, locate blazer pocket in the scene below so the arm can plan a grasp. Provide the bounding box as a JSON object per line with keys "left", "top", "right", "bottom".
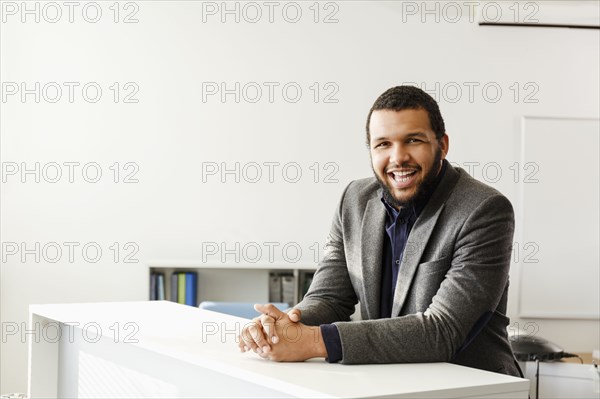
{"left": 416, "top": 256, "right": 451, "bottom": 276}
{"left": 413, "top": 256, "right": 451, "bottom": 311}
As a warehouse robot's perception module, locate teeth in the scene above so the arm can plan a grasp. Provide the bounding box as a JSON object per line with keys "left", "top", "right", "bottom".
{"left": 390, "top": 171, "right": 415, "bottom": 182}
{"left": 389, "top": 170, "right": 416, "bottom": 183}
{"left": 392, "top": 171, "right": 415, "bottom": 177}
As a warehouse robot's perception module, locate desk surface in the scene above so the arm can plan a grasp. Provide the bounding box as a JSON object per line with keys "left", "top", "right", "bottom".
{"left": 29, "top": 301, "right": 529, "bottom": 398}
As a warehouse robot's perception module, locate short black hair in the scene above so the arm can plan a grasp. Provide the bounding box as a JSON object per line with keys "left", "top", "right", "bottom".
{"left": 366, "top": 86, "right": 446, "bottom": 147}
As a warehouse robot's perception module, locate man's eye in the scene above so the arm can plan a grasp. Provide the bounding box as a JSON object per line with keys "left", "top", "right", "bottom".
{"left": 375, "top": 142, "right": 389, "bottom": 148}
{"left": 407, "top": 138, "right": 422, "bottom": 144}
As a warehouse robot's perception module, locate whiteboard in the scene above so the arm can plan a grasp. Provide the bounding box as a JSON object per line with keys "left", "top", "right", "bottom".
{"left": 519, "top": 117, "right": 599, "bottom": 319}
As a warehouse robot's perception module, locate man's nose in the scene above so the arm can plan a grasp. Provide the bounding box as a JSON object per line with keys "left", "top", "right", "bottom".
{"left": 389, "top": 143, "right": 410, "bottom": 165}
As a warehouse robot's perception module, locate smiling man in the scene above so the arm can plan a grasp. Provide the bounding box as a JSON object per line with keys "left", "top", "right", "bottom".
{"left": 239, "top": 86, "right": 522, "bottom": 377}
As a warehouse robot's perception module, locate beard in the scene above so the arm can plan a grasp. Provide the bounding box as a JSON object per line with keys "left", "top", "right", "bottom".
{"left": 374, "top": 146, "right": 443, "bottom": 209}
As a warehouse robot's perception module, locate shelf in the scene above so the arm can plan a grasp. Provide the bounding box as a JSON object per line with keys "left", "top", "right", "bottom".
{"left": 148, "top": 262, "right": 316, "bottom": 307}
{"left": 147, "top": 260, "right": 317, "bottom": 271}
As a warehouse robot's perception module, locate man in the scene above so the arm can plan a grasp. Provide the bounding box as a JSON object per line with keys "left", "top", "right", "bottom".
{"left": 239, "top": 86, "right": 521, "bottom": 377}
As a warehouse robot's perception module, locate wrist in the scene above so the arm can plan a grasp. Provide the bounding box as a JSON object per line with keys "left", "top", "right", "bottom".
{"left": 311, "top": 326, "right": 328, "bottom": 358}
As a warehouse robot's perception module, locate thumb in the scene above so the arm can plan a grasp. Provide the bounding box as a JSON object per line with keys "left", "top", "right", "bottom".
{"left": 287, "top": 308, "right": 302, "bottom": 322}
{"left": 254, "top": 303, "right": 286, "bottom": 321}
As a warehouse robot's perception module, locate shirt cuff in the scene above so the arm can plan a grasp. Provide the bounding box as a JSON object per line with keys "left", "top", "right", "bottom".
{"left": 320, "top": 324, "right": 343, "bottom": 363}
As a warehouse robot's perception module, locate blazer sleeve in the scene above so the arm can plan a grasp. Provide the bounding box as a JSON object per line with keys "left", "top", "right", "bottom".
{"left": 333, "top": 194, "right": 515, "bottom": 364}
{"left": 293, "top": 181, "right": 359, "bottom": 326}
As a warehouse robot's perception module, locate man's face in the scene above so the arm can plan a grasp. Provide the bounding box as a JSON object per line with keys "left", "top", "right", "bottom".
{"left": 369, "top": 108, "right": 449, "bottom": 209}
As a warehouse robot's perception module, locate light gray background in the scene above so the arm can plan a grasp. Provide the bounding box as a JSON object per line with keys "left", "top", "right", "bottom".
{"left": 1, "top": 1, "right": 599, "bottom": 393}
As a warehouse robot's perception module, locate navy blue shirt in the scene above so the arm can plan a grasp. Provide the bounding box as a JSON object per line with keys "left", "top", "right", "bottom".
{"left": 320, "top": 160, "right": 448, "bottom": 363}
{"left": 379, "top": 199, "right": 420, "bottom": 318}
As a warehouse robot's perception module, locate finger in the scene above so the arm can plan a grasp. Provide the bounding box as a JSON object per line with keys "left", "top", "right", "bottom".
{"left": 241, "top": 333, "right": 259, "bottom": 353}
{"left": 238, "top": 340, "right": 251, "bottom": 353}
{"left": 241, "top": 322, "right": 263, "bottom": 354}
{"left": 256, "top": 304, "right": 286, "bottom": 344}
{"left": 243, "top": 337, "right": 259, "bottom": 354}
{"left": 239, "top": 321, "right": 259, "bottom": 352}
{"left": 287, "top": 308, "right": 302, "bottom": 322}
{"left": 254, "top": 303, "right": 285, "bottom": 321}
{"left": 240, "top": 346, "right": 251, "bottom": 353}
{"left": 247, "top": 322, "right": 270, "bottom": 354}
{"left": 238, "top": 335, "right": 247, "bottom": 352}
{"left": 260, "top": 314, "right": 277, "bottom": 344}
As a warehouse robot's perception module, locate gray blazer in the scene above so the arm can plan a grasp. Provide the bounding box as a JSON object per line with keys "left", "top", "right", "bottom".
{"left": 295, "top": 163, "right": 521, "bottom": 376}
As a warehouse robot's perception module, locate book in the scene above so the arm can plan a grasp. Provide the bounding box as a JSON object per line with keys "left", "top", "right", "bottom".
{"left": 170, "top": 273, "right": 179, "bottom": 302}
{"left": 177, "top": 273, "right": 186, "bottom": 304}
{"left": 185, "top": 272, "right": 198, "bottom": 307}
{"left": 150, "top": 273, "right": 157, "bottom": 300}
{"left": 268, "top": 273, "right": 282, "bottom": 302}
{"left": 157, "top": 273, "right": 165, "bottom": 300}
{"left": 281, "top": 274, "right": 295, "bottom": 306}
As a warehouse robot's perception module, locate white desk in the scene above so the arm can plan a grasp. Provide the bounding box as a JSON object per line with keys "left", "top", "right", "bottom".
{"left": 28, "top": 301, "right": 529, "bottom": 398}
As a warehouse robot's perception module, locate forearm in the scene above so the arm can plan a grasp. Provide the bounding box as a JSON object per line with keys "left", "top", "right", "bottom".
{"left": 334, "top": 312, "right": 460, "bottom": 364}
{"left": 295, "top": 235, "right": 358, "bottom": 325}
{"left": 295, "top": 288, "right": 356, "bottom": 326}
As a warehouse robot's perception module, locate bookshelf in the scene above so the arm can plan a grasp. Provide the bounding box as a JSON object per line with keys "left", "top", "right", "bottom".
{"left": 147, "top": 261, "right": 317, "bottom": 307}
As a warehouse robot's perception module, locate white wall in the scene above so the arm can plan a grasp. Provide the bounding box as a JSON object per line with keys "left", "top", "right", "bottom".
{"left": 1, "top": 1, "right": 599, "bottom": 394}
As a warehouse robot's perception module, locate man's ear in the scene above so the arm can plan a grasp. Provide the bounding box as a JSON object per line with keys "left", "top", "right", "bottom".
{"left": 439, "top": 134, "right": 449, "bottom": 159}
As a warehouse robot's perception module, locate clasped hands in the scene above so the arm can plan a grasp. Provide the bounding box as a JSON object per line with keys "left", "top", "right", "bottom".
{"left": 238, "top": 304, "right": 327, "bottom": 362}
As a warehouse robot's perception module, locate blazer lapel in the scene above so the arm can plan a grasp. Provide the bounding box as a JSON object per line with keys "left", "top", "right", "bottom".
{"left": 391, "top": 164, "right": 461, "bottom": 316}
{"left": 360, "top": 191, "right": 387, "bottom": 320}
